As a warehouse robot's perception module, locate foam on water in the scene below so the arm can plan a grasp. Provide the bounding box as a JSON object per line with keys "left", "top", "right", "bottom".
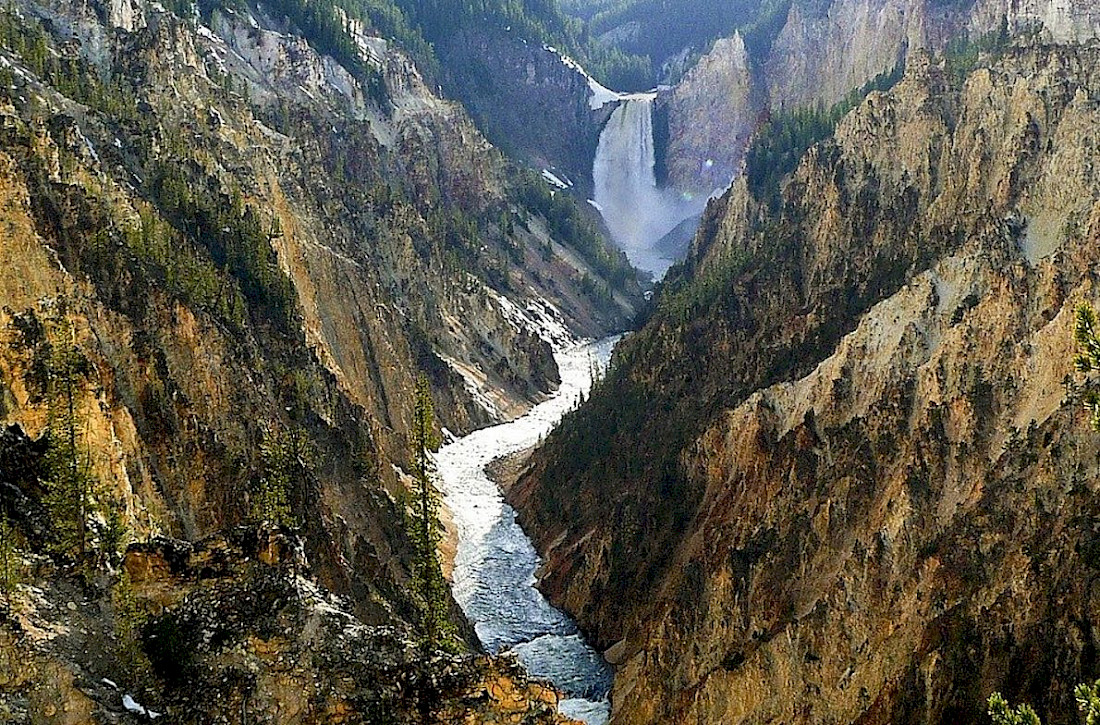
{"left": 435, "top": 337, "right": 618, "bottom": 724}
{"left": 593, "top": 96, "right": 706, "bottom": 278}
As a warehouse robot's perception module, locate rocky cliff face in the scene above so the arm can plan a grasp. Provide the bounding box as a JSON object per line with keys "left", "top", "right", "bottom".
{"left": 970, "top": 0, "right": 1100, "bottom": 43}
{"left": 764, "top": 0, "right": 1100, "bottom": 113}
{"left": 764, "top": 0, "right": 925, "bottom": 110}
{"left": 660, "top": 0, "right": 1100, "bottom": 205}
{"left": 660, "top": 32, "right": 757, "bottom": 194}
{"left": 515, "top": 44, "right": 1100, "bottom": 724}
{"left": 0, "top": 0, "right": 637, "bottom": 718}
{"left": 434, "top": 26, "right": 616, "bottom": 195}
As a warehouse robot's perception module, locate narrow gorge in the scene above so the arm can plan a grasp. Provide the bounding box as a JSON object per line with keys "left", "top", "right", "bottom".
{"left": 6, "top": 0, "right": 1100, "bottom": 723}
{"left": 436, "top": 337, "right": 618, "bottom": 725}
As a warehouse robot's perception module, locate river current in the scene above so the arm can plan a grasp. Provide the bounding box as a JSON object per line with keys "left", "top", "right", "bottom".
{"left": 434, "top": 337, "right": 618, "bottom": 724}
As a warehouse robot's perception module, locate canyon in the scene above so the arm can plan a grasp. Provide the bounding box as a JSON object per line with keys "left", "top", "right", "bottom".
{"left": 5, "top": 0, "right": 1100, "bottom": 723}
{"left": 580, "top": 0, "right": 1100, "bottom": 278}
{"left": 0, "top": 0, "right": 636, "bottom": 717}
{"left": 517, "top": 32, "right": 1100, "bottom": 725}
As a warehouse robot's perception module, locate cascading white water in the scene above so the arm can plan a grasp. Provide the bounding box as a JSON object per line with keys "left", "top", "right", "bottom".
{"left": 435, "top": 337, "right": 619, "bottom": 725}
{"left": 593, "top": 94, "right": 704, "bottom": 278}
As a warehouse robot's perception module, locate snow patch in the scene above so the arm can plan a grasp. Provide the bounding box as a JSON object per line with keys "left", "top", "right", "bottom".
{"left": 75, "top": 126, "right": 99, "bottom": 164}
{"left": 196, "top": 24, "right": 220, "bottom": 43}
{"left": 544, "top": 45, "right": 625, "bottom": 111}
{"left": 122, "top": 694, "right": 161, "bottom": 719}
{"left": 587, "top": 79, "right": 621, "bottom": 110}
{"left": 489, "top": 290, "right": 576, "bottom": 351}
{"left": 195, "top": 25, "right": 232, "bottom": 77}
{"left": 541, "top": 169, "right": 571, "bottom": 190}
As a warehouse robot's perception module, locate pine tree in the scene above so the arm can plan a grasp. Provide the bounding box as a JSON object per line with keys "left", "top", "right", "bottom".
{"left": 251, "top": 428, "right": 302, "bottom": 528}
{"left": 41, "top": 309, "right": 95, "bottom": 562}
{"left": 407, "top": 375, "right": 454, "bottom": 654}
{"left": 0, "top": 512, "right": 22, "bottom": 609}
{"left": 1075, "top": 302, "right": 1100, "bottom": 429}
{"left": 112, "top": 568, "right": 151, "bottom": 681}
{"left": 1077, "top": 680, "right": 1100, "bottom": 725}
{"left": 988, "top": 693, "right": 1041, "bottom": 725}
{"left": 987, "top": 681, "right": 1100, "bottom": 725}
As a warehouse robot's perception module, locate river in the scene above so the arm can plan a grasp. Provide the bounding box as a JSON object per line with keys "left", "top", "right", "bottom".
{"left": 434, "top": 336, "right": 619, "bottom": 724}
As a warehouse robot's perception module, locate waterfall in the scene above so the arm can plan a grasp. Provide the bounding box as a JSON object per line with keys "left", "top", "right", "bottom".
{"left": 592, "top": 94, "right": 703, "bottom": 278}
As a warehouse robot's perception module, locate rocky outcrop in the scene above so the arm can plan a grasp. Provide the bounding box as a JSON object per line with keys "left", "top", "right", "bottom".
{"left": 516, "top": 44, "right": 1100, "bottom": 724}
{"left": 661, "top": 32, "right": 758, "bottom": 194}
{"left": 0, "top": 525, "right": 581, "bottom": 723}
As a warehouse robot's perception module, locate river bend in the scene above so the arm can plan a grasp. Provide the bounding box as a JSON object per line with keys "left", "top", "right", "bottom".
{"left": 434, "top": 337, "right": 618, "bottom": 724}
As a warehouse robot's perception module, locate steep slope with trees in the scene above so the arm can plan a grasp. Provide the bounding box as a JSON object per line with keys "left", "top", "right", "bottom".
{"left": 0, "top": 0, "right": 638, "bottom": 717}
{"left": 515, "top": 42, "right": 1100, "bottom": 724}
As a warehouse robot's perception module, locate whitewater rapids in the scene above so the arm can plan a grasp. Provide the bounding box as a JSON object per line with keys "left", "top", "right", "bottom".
{"left": 434, "top": 337, "right": 619, "bottom": 724}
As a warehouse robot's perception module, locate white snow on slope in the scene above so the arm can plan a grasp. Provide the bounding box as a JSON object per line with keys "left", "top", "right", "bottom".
{"left": 489, "top": 289, "right": 576, "bottom": 351}
{"left": 122, "top": 694, "right": 162, "bottom": 719}
{"left": 541, "top": 169, "right": 571, "bottom": 189}
{"left": 544, "top": 44, "right": 626, "bottom": 110}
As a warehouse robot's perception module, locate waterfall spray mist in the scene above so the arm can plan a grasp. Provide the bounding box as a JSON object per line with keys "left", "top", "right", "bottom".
{"left": 593, "top": 95, "right": 705, "bottom": 278}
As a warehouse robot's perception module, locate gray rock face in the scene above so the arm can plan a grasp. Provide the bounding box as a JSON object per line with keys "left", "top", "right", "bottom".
{"left": 107, "top": 0, "right": 145, "bottom": 31}
{"left": 766, "top": 0, "right": 922, "bottom": 109}
{"left": 663, "top": 32, "right": 757, "bottom": 194}
{"left": 657, "top": 0, "right": 1100, "bottom": 206}
{"left": 762, "top": 0, "right": 1100, "bottom": 112}
{"left": 971, "top": 0, "right": 1100, "bottom": 42}
{"left": 436, "top": 26, "right": 615, "bottom": 194}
